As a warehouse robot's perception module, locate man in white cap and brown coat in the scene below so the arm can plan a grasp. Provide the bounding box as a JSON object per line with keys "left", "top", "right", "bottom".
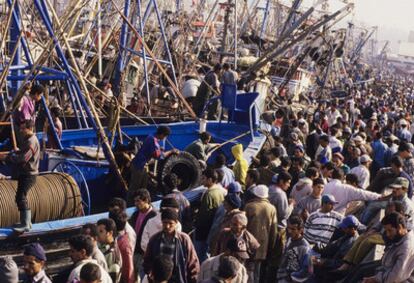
{"left": 244, "top": 185, "right": 277, "bottom": 283}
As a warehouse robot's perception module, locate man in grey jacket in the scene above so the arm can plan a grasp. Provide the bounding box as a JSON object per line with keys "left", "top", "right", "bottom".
{"left": 268, "top": 172, "right": 294, "bottom": 230}
{"left": 268, "top": 171, "right": 294, "bottom": 279}
{"left": 362, "top": 212, "right": 414, "bottom": 283}
{"left": 0, "top": 119, "right": 40, "bottom": 233}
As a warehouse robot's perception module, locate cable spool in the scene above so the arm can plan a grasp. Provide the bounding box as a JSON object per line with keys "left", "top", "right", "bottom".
{"left": 0, "top": 172, "right": 83, "bottom": 228}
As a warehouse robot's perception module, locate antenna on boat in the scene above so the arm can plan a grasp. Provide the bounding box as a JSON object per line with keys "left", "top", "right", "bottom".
{"left": 112, "top": 0, "right": 180, "bottom": 113}
{"left": 110, "top": 0, "right": 197, "bottom": 119}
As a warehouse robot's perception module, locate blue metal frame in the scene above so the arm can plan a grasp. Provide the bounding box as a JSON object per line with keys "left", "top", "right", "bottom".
{"left": 33, "top": 0, "right": 97, "bottom": 129}
{"left": 40, "top": 95, "right": 63, "bottom": 150}
{"left": 65, "top": 81, "right": 87, "bottom": 129}
{"left": 151, "top": 0, "right": 178, "bottom": 87}
{"left": 113, "top": 0, "right": 178, "bottom": 101}
{"left": 113, "top": 0, "right": 131, "bottom": 96}
{"left": 200, "top": 87, "right": 260, "bottom": 140}
{"left": 4, "top": 0, "right": 92, "bottom": 140}
{"left": 0, "top": 66, "right": 69, "bottom": 80}
{"left": 279, "top": 0, "right": 303, "bottom": 36}
{"left": 136, "top": 0, "right": 150, "bottom": 104}
{"left": 5, "top": 0, "right": 93, "bottom": 131}
{"left": 5, "top": 0, "right": 65, "bottom": 150}
{"left": 8, "top": 0, "right": 22, "bottom": 97}
{"left": 6, "top": 0, "right": 34, "bottom": 68}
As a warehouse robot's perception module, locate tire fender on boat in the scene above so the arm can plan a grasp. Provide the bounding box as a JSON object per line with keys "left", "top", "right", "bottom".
{"left": 157, "top": 151, "right": 202, "bottom": 192}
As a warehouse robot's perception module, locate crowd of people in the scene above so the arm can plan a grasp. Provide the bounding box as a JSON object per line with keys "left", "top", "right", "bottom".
{"left": 4, "top": 47, "right": 414, "bottom": 283}
{"left": 3, "top": 76, "right": 414, "bottom": 283}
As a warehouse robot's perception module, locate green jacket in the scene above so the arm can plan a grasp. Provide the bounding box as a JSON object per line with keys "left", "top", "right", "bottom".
{"left": 195, "top": 185, "right": 225, "bottom": 241}
{"left": 185, "top": 139, "right": 213, "bottom": 161}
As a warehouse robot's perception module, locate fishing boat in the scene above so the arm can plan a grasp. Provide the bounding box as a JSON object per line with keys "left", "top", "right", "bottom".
{"left": 0, "top": 0, "right": 353, "bottom": 241}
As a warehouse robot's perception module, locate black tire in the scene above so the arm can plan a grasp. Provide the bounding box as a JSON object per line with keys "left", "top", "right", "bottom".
{"left": 157, "top": 151, "right": 202, "bottom": 192}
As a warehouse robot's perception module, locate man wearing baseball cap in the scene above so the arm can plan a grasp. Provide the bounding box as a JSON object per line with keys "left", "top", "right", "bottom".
{"left": 227, "top": 181, "right": 242, "bottom": 195}
{"left": 207, "top": 193, "right": 242, "bottom": 254}
{"left": 304, "top": 194, "right": 343, "bottom": 248}
{"left": 312, "top": 215, "right": 361, "bottom": 275}
{"left": 22, "top": 243, "right": 52, "bottom": 283}
{"left": 361, "top": 177, "right": 414, "bottom": 226}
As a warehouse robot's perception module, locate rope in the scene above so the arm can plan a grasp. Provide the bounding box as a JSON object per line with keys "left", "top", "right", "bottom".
{"left": 206, "top": 130, "right": 251, "bottom": 159}
{"left": 0, "top": 173, "right": 83, "bottom": 228}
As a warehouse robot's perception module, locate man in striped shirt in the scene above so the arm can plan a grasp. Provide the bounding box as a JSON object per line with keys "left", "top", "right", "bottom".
{"left": 304, "top": 194, "right": 343, "bottom": 248}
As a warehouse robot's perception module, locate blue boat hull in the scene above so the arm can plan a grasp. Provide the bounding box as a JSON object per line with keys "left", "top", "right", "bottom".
{"left": 0, "top": 120, "right": 266, "bottom": 230}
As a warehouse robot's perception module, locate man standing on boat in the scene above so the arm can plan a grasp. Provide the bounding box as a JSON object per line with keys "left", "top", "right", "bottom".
{"left": 193, "top": 64, "right": 222, "bottom": 119}
{"left": 222, "top": 63, "right": 238, "bottom": 85}
{"left": 184, "top": 132, "right": 218, "bottom": 165}
{"left": 13, "top": 84, "right": 44, "bottom": 146}
{"left": 0, "top": 119, "right": 40, "bottom": 233}
{"left": 129, "top": 126, "right": 178, "bottom": 199}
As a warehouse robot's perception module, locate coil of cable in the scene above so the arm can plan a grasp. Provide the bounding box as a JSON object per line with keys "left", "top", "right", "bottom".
{"left": 0, "top": 172, "right": 83, "bottom": 228}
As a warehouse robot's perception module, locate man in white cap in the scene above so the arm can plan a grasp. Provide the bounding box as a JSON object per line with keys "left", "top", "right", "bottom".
{"left": 244, "top": 185, "right": 277, "bottom": 283}
{"left": 350, "top": 154, "right": 372, "bottom": 189}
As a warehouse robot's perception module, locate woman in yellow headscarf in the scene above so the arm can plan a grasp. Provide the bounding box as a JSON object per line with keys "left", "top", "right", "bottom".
{"left": 231, "top": 144, "right": 248, "bottom": 187}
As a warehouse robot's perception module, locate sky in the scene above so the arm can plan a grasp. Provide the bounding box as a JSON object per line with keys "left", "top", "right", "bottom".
{"left": 299, "top": 0, "right": 414, "bottom": 32}
{"left": 201, "top": 0, "right": 414, "bottom": 38}
{"left": 203, "top": 0, "right": 414, "bottom": 51}
{"left": 352, "top": 0, "right": 414, "bottom": 33}
{"left": 297, "top": 0, "right": 414, "bottom": 52}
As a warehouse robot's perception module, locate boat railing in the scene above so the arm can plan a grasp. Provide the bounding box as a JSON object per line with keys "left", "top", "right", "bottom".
{"left": 201, "top": 84, "right": 260, "bottom": 140}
